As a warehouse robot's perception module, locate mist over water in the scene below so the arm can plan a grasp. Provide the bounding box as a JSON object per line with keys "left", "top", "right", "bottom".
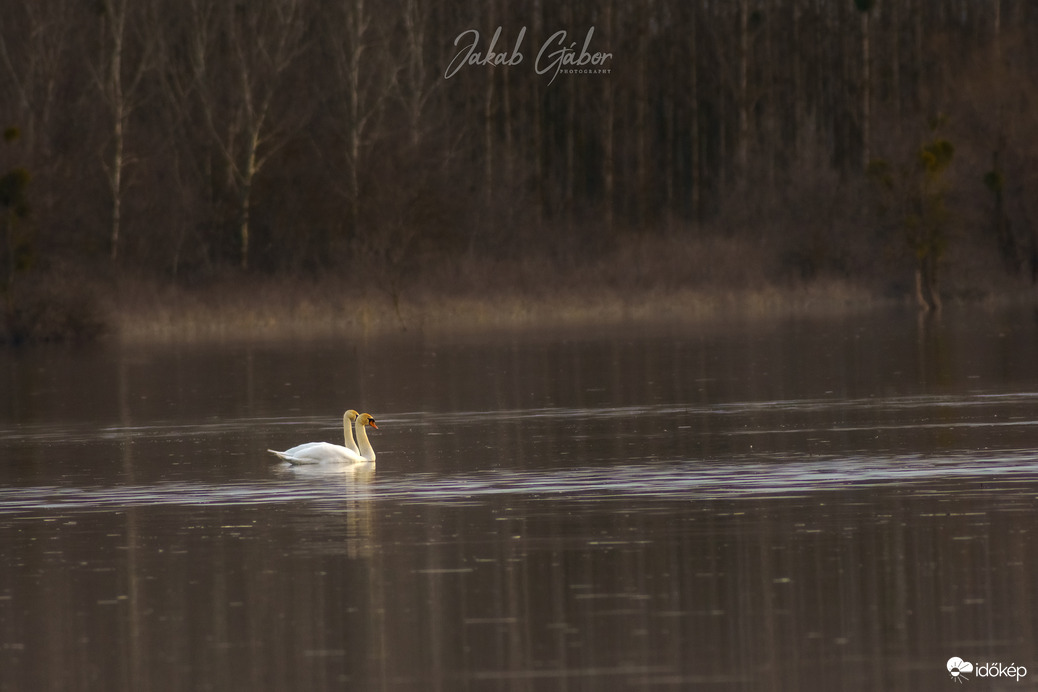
{"left": 2, "top": 308, "right": 1038, "bottom": 691}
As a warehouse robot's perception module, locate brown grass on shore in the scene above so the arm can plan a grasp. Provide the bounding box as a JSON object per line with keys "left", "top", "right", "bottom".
{"left": 10, "top": 232, "right": 1024, "bottom": 344}
{"left": 111, "top": 277, "right": 882, "bottom": 342}
{"left": 108, "top": 235, "right": 888, "bottom": 342}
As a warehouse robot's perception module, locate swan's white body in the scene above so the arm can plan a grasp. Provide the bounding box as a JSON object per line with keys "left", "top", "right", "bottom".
{"left": 269, "top": 412, "right": 378, "bottom": 465}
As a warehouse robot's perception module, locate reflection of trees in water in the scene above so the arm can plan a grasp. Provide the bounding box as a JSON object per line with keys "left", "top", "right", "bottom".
{"left": 10, "top": 318, "right": 1038, "bottom": 689}
{"left": 366, "top": 492, "right": 1034, "bottom": 690}
{"left": 276, "top": 464, "right": 389, "bottom": 688}
{"left": 284, "top": 463, "right": 377, "bottom": 560}
{"left": 5, "top": 471, "right": 1038, "bottom": 688}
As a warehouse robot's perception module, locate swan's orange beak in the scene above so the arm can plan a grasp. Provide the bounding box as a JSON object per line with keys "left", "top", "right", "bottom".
{"left": 369, "top": 420, "right": 378, "bottom": 429}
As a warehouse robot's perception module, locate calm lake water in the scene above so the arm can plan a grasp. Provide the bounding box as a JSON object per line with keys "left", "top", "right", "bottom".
{"left": 2, "top": 308, "right": 1038, "bottom": 691}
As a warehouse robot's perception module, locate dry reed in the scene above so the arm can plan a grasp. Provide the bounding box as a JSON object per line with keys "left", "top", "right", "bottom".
{"left": 109, "top": 235, "right": 889, "bottom": 342}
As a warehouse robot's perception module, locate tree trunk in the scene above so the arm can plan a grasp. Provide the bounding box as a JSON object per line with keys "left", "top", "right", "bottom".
{"left": 635, "top": 9, "right": 649, "bottom": 223}
{"left": 689, "top": 1, "right": 700, "bottom": 220}
{"left": 99, "top": 0, "right": 138, "bottom": 262}
{"left": 860, "top": 5, "right": 871, "bottom": 170}
{"left": 531, "top": 0, "right": 544, "bottom": 225}
{"left": 483, "top": 57, "right": 494, "bottom": 211}
{"left": 602, "top": 0, "right": 615, "bottom": 233}
{"left": 110, "top": 103, "right": 124, "bottom": 261}
{"left": 915, "top": 256, "right": 941, "bottom": 312}
{"left": 238, "top": 129, "right": 259, "bottom": 270}
{"left": 736, "top": 0, "right": 750, "bottom": 180}
{"left": 346, "top": 0, "right": 365, "bottom": 239}
{"left": 891, "top": 0, "right": 901, "bottom": 132}
{"left": 403, "top": 0, "right": 426, "bottom": 148}
{"left": 791, "top": 0, "right": 804, "bottom": 163}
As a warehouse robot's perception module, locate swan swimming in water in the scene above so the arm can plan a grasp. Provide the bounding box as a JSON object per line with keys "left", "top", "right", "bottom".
{"left": 341, "top": 409, "right": 361, "bottom": 454}
{"left": 269, "top": 411, "right": 378, "bottom": 464}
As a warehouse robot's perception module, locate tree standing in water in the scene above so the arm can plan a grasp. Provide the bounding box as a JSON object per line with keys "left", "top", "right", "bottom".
{"left": 868, "top": 118, "right": 954, "bottom": 313}
{"left": 908, "top": 131, "right": 954, "bottom": 312}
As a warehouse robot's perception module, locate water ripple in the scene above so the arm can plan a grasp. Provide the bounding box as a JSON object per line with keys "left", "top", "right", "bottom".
{"left": 5, "top": 390, "right": 1038, "bottom": 444}
{"left": 1, "top": 450, "right": 1036, "bottom": 515}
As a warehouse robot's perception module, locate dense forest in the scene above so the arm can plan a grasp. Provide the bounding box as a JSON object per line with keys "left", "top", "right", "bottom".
{"left": 1, "top": 0, "right": 1037, "bottom": 339}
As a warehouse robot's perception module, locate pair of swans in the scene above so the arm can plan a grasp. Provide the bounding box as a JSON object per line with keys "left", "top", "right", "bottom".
{"left": 269, "top": 410, "right": 378, "bottom": 465}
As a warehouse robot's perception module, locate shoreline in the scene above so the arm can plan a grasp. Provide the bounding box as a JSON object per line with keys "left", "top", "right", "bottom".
{"left": 8, "top": 248, "right": 1038, "bottom": 345}
{"left": 107, "top": 277, "right": 1022, "bottom": 344}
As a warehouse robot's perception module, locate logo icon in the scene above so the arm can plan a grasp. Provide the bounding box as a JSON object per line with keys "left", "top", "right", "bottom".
{"left": 947, "top": 657, "right": 973, "bottom": 683}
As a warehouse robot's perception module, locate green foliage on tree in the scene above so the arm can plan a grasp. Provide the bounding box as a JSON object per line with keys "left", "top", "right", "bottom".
{"left": 867, "top": 120, "right": 954, "bottom": 311}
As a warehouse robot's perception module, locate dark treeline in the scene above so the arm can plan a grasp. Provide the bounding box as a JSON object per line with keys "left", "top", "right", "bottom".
{"left": 1, "top": 0, "right": 1037, "bottom": 332}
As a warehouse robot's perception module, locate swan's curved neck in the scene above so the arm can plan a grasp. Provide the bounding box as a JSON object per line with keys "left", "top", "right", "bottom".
{"left": 342, "top": 414, "right": 358, "bottom": 454}
{"left": 354, "top": 419, "right": 376, "bottom": 461}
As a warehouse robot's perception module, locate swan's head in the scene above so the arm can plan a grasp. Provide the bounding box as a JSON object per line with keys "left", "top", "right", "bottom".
{"left": 345, "top": 409, "right": 360, "bottom": 422}
{"left": 358, "top": 413, "right": 378, "bottom": 429}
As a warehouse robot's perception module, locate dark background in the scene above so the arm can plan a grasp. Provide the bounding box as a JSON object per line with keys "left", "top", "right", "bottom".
{"left": 1, "top": 1, "right": 1036, "bottom": 337}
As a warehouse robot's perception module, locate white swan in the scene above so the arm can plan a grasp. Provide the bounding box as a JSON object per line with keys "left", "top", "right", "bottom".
{"left": 340, "top": 409, "right": 360, "bottom": 453}
{"left": 269, "top": 411, "right": 378, "bottom": 465}
{"left": 276, "top": 409, "right": 359, "bottom": 455}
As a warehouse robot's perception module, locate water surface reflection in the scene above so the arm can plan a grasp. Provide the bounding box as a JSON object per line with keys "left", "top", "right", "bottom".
{"left": 1, "top": 310, "right": 1037, "bottom": 691}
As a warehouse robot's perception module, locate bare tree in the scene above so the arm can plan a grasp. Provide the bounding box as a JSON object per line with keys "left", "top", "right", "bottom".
{"left": 92, "top": 0, "right": 149, "bottom": 261}
{"left": 4, "top": 0, "right": 1038, "bottom": 306}
{"left": 401, "top": 0, "right": 434, "bottom": 149}
{"left": 146, "top": 0, "right": 207, "bottom": 274}
{"left": 0, "top": 0, "right": 80, "bottom": 230}
{"left": 0, "top": 1, "right": 74, "bottom": 158}
{"left": 324, "top": 0, "right": 396, "bottom": 244}
{"left": 601, "top": 0, "right": 616, "bottom": 232}
{"left": 187, "top": 0, "right": 310, "bottom": 269}
{"left": 736, "top": 0, "right": 751, "bottom": 179}
{"left": 856, "top": 0, "right": 873, "bottom": 170}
